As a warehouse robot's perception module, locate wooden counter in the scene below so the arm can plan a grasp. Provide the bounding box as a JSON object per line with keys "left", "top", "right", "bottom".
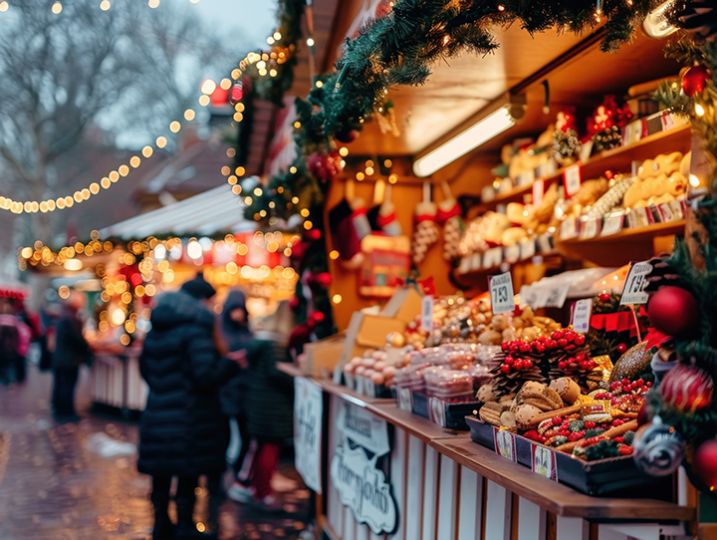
{"left": 285, "top": 367, "right": 695, "bottom": 539}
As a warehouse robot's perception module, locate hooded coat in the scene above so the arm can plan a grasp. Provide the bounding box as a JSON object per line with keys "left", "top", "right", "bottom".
{"left": 137, "top": 291, "right": 236, "bottom": 477}
{"left": 219, "top": 290, "right": 252, "bottom": 417}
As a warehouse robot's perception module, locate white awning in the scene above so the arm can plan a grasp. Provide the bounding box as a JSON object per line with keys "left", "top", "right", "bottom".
{"left": 99, "top": 184, "right": 255, "bottom": 240}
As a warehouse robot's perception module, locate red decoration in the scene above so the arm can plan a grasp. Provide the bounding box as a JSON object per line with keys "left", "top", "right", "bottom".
{"left": 374, "top": 0, "right": 393, "bottom": 18}
{"left": 307, "top": 151, "right": 343, "bottom": 183}
{"left": 616, "top": 343, "right": 628, "bottom": 354}
{"left": 230, "top": 84, "right": 243, "bottom": 104}
{"left": 309, "top": 311, "right": 325, "bottom": 325}
{"left": 681, "top": 65, "right": 710, "bottom": 97}
{"left": 647, "top": 286, "right": 699, "bottom": 337}
{"left": 660, "top": 364, "right": 714, "bottom": 413}
{"left": 306, "top": 228, "right": 322, "bottom": 242}
{"left": 314, "top": 272, "right": 332, "bottom": 288}
{"left": 598, "top": 291, "right": 611, "bottom": 302}
{"left": 695, "top": 439, "right": 717, "bottom": 490}
{"left": 289, "top": 296, "right": 300, "bottom": 310}
{"left": 210, "top": 87, "right": 230, "bottom": 107}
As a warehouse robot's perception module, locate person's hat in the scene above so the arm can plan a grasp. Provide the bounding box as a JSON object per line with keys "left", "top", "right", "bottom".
{"left": 180, "top": 272, "right": 216, "bottom": 300}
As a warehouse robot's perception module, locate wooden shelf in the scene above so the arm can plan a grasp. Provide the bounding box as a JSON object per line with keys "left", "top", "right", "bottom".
{"left": 475, "top": 124, "right": 692, "bottom": 214}
{"left": 556, "top": 220, "right": 685, "bottom": 266}
{"left": 433, "top": 437, "right": 694, "bottom": 521}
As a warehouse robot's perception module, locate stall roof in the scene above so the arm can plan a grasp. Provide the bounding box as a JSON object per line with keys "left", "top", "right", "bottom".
{"left": 99, "top": 183, "right": 255, "bottom": 240}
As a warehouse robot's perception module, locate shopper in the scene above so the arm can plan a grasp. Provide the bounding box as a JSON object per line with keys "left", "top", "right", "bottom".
{"left": 52, "top": 291, "right": 92, "bottom": 420}
{"left": 0, "top": 299, "right": 24, "bottom": 384}
{"left": 137, "top": 274, "right": 241, "bottom": 540}
{"left": 218, "top": 289, "right": 254, "bottom": 503}
{"left": 243, "top": 301, "right": 295, "bottom": 510}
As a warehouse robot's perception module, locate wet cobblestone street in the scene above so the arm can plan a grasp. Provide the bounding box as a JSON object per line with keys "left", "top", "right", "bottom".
{"left": 0, "top": 367, "right": 310, "bottom": 539}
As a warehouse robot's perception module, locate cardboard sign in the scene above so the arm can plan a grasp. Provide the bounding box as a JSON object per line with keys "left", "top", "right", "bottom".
{"left": 294, "top": 377, "right": 323, "bottom": 493}
{"left": 563, "top": 164, "right": 582, "bottom": 197}
{"left": 620, "top": 261, "right": 652, "bottom": 305}
{"left": 494, "top": 429, "right": 517, "bottom": 462}
{"left": 532, "top": 444, "right": 558, "bottom": 481}
{"left": 489, "top": 271, "right": 515, "bottom": 314}
{"left": 532, "top": 179, "right": 545, "bottom": 206}
{"left": 572, "top": 298, "right": 593, "bottom": 334}
{"left": 421, "top": 295, "right": 434, "bottom": 332}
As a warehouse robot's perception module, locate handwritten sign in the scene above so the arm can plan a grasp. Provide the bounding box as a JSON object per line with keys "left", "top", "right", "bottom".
{"left": 563, "top": 164, "right": 582, "bottom": 197}
{"left": 489, "top": 272, "right": 515, "bottom": 314}
{"left": 620, "top": 261, "right": 652, "bottom": 305}
{"left": 294, "top": 377, "right": 323, "bottom": 493}
{"left": 572, "top": 299, "right": 593, "bottom": 334}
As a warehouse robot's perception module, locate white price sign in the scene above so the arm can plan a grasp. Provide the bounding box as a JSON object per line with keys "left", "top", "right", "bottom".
{"left": 560, "top": 217, "right": 579, "bottom": 240}
{"left": 620, "top": 261, "right": 652, "bottom": 305}
{"left": 494, "top": 429, "right": 517, "bottom": 462}
{"left": 421, "top": 295, "right": 434, "bottom": 332}
{"left": 489, "top": 271, "right": 515, "bottom": 314}
{"left": 579, "top": 218, "right": 599, "bottom": 239}
{"left": 563, "top": 164, "right": 582, "bottom": 197}
{"left": 572, "top": 299, "right": 593, "bottom": 334}
{"left": 601, "top": 213, "right": 624, "bottom": 237}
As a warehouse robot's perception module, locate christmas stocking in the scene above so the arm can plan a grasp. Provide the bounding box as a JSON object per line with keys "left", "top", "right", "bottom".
{"left": 437, "top": 181, "right": 464, "bottom": 262}
{"left": 378, "top": 185, "right": 401, "bottom": 236}
{"left": 412, "top": 182, "right": 439, "bottom": 265}
{"left": 348, "top": 180, "right": 372, "bottom": 240}
{"left": 328, "top": 197, "right": 363, "bottom": 269}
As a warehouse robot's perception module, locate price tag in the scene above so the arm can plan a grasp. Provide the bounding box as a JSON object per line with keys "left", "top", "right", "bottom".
{"left": 579, "top": 217, "right": 599, "bottom": 239}
{"left": 355, "top": 376, "right": 365, "bottom": 395}
{"left": 494, "top": 429, "right": 517, "bottom": 462}
{"left": 483, "top": 247, "right": 503, "bottom": 269}
{"left": 429, "top": 397, "right": 447, "bottom": 427}
{"left": 560, "top": 217, "right": 578, "bottom": 240}
{"left": 532, "top": 179, "right": 545, "bottom": 206}
{"left": 545, "top": 284, "right": 570, "bottom": 308}
{"left": 519, "top": 239, "right": 536, "bottom": 260}
{"left": 364, "top": 378, "right": 376, "bottom": 398}
{"left": 660, "top": 111, "right": 676, "bottom": 131}
{"left": 489, "top": 271, "right": 515, "bottom": 314}
{"left": 519, "top": 285, "right": 539, "bottom": 309}
{"left": 620, "top": 261, "right": 652, "bottom": 305}
{"left": 504, "top": 244, "right": 520, "bottom": 263}
{"left": 659, "top": 202, "right": 675, "bottom": 223}
{"left": 397, "top": 388, "right": 412, "bottom": 412}
{"left": 532, "top": 445, "right": 558, "bottom": 481}
{"left": 563, "top": 164, "right": 582, "bottom": 197}
{"left": 421, "top": 295, "right": 434, "bottom": 332}
{"left": 572, "top": 299, "right": 593, "bottom": 334}
{"left": 601, "top": 213, "right": 624, "bottom": 237}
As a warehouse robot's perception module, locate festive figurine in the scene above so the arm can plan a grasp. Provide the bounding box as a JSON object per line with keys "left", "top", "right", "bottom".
{"left": 437, "top": 182, "right": 464, "bottom": 261}
{"left": 412, "top": 183, "right": 439, "bottom": 265}
{"left": 552, "top": 108, "right": 581, "bottom": 166}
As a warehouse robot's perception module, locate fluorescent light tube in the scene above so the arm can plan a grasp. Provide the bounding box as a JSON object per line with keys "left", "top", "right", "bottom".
{"left": 413, "top": 106, "right": 515, "bottom": 177}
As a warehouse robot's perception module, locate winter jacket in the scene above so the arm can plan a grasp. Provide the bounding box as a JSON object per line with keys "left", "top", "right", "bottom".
{"left": 53, "top": 308, "right": 92, "bottom": 369}
{"left": 245, "top": 336, "right": 294, "bottom": 442}
{"left": 137, "top": 291, "right": 237, "bottom": 477}
{"left": 219, "top": 290, "right": 252, "bottom": 418}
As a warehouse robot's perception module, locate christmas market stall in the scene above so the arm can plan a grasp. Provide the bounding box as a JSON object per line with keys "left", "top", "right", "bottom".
{"left": 20, "top": 184, "right": 300, "bottom": 412}
{"left": 219, "top": 0, "right": 717, "bottom": 538}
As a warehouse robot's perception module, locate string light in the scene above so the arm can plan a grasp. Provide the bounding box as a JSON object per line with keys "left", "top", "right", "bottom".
{"left": 0, "top": 112, "right": 206, "bottom": 214}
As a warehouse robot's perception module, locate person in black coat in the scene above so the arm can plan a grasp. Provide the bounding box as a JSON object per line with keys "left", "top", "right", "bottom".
{"left": 137, "top": 275, "right": 240, "bottom": 540}
{"left": 52, "top": 292, "right": 92, "bottom": 421}
{"left": 218, "top": 290, "right": 254, "bottom": 502}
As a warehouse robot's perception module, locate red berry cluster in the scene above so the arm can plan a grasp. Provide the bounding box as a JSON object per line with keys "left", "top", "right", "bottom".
{"left": 499, "top": 356, "right": 534, "bottom": 374}
{"left": 592, "top": 378, "right": 652, "bottom": 400}
{"left": 557, "top": 351, "right": 596, "bottom": 373}
{"left": 500, "top": 329, "right": 586, "bottom": 357}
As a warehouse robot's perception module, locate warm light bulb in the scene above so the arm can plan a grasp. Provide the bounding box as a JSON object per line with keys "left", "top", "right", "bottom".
{"left": 695, "top": 103, "right": 706, "bottom": 117}
{"left": 183, "top": 109, "right": 196, "bottom": 121}
{"left": 147, "top": 0, "right": 160, "bottom": 8}
{"left": 99, "top": 0, "right": 111, "bottom": 10}
{"left": 51, "top": 1, "right": 62, "bottom": 14}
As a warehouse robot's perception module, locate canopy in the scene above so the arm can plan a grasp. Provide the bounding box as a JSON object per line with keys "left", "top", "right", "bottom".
{"left": 99, "top": 184, "right": 254, "bottom": 240}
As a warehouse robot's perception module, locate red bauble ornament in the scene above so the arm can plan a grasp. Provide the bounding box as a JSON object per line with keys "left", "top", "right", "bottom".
{"left": 309, "top": 310, "right": 326, "bottom": 325}
{"left": 598, "top": 292, "right": 611, "bottom": 302}
{"left": 695, "top": 439, "right": 717, "bottom": 490}
{"left": 210, "top": 87, "right": 230, "bottom": 107}
{"left": 289, "top": 296, "right": 300, "bottom": 310}
{"left": 314, "top": 271, "right": 332, "bottom": 288}
{"left": 616, "top": 343, "right": 628, "bottom": 354}
{"left": 682, "top": 65, "right": 710, "bottom": 97}
{"left": 660, "top": 364, "right": 714, "bottom": 413}
{"left": 230, "top": 85, "right": 243, "bottom": 104}
{"left": 305, "top": 228, "right": 322, "bottom": 242}
{"left": 647, "top": 286, "right": 699, "bottom": 337}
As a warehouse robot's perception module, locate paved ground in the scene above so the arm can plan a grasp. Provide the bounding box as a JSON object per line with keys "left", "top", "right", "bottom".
{"left": 0, "top": 366, "right": 310, "bottom": 539}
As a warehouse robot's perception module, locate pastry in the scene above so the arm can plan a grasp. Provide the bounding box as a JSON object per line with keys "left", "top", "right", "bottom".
{"left": 549, "top": 377, "right": 581, "bottom": 404}
{"left": 514, "top": 404, "right": 543, "bottom": 428}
